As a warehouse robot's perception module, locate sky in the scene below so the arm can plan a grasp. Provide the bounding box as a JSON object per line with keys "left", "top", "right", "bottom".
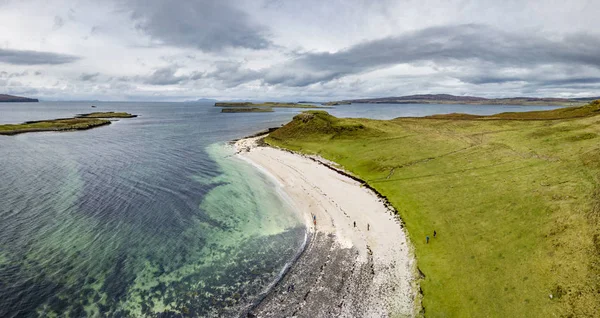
{"left": 0, "top": 0, "right": 599, "bottom": 101}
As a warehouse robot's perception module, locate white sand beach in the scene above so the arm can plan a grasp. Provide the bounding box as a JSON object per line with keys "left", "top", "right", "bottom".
{"left": 236, "top": 136, "right": 418, "bottom": 318}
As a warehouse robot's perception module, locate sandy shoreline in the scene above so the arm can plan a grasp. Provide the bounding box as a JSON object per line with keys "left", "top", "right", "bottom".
{"left": 235, "top": 136, "right": 418, "bottom": 317}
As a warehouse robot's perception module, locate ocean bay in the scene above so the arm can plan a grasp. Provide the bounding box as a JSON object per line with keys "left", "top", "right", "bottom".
{"left": 0, "top": 101, "right": 562, "bottom": 316}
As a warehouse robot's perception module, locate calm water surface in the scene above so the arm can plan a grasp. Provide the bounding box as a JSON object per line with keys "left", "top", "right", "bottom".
{"left": 0, "top": 101, "right": 563, "bottom": 317}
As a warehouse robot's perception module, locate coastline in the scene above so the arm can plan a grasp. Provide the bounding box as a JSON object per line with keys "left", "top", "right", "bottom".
{"left": 235, "top": 135, "right": 418, "bottom": 317}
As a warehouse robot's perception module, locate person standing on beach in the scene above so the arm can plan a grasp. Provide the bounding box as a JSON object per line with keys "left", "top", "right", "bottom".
{"left": 367, "top": 223, "right": 370, "bottom": 231}
{"left": 353, "top": 221, "right": 356, "bottom": 227}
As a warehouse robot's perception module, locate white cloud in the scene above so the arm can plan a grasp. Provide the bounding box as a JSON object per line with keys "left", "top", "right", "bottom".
{"left": 0, "top": 0, "right": 599, "bottom": 100}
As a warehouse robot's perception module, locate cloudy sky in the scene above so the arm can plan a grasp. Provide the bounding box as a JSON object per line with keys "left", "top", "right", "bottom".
{"left": 1, "top": 0, "right": 599, "bottom": 101}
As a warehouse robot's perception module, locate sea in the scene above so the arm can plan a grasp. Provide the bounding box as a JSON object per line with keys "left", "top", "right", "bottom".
{"left": 0, "top": 101, "right": 562, "bottom": 317}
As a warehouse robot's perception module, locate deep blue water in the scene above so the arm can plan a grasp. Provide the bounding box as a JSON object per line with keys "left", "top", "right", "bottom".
{"left": 0, "top": 101, "right": 563, "bottom": 317}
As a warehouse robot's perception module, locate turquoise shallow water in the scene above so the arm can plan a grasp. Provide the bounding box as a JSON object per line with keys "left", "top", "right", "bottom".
{"left": 0, "top": 102, "right": 306, "bottom": 317}
{"left": 0, "top": 101, "right": 563, "bottom": 317}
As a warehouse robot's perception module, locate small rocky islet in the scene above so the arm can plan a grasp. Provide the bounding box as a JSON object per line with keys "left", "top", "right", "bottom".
{"left": 215, "top": 102, "right": 326, "bottom": 113}
{"left": 0, "top": 111, "right": 137, "bottom": 135}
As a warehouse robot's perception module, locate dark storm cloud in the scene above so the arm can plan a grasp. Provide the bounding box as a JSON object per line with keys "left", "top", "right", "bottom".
{"left": 137, "top": 61, "right": 260, "bottom": 87}
{"left": 143, "top": 66, "right": 186, "bottom": 85}
{"left": 0, "top": 70, "right": 29, "bottom": 78}
{"left": 0, "top": 48, "right": 80, "bottom": 65}
{"left": 262, "top": 24, "right": 600, "bottom": 86}
{"left": 541, "top": 77, "right": 600, "bottom": 85}
{"left": 141, "top": 65, "right": 203, "bottom": 85}
{"left": 462, "top": 75, "right": 600, "bottom": 86}
{"left": 126, "top": 0, "right": 271, "bottom": 52}
{"left": 79, "top": 72, "right": 100, "bottom": 81}
{"left": 461, "top": 75, "right": 525, "bottom": 85}
{"left": 202, "top": 61, "right": 262, "bottom": 87}
{"left": 53, "top": 16, "right": 65, "bottom": 30}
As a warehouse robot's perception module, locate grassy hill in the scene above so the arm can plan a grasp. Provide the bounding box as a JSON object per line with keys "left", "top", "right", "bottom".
{"left": 265, "top": 101, "right": 600, "bottom": 317}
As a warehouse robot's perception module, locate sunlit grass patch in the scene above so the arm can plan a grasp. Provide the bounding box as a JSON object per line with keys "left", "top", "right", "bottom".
{"left": 265, "top": 101, "right": 600, "bottom": 317}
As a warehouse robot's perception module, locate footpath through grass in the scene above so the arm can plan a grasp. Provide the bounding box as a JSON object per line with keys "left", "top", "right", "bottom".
{"left": 266, "top": 101, "right": 600, "bottom": 317}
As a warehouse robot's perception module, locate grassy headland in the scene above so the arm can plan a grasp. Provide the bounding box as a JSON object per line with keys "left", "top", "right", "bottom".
{"left": 215, "top": 102, "right": 325, "bottom": 108}
{"left": 221, "top": 107, "right": 274, "bottom": 113}
{"left": 265, "top": 101, "right": 600, "bottom": 317}
{"left": 0, "top": 112, "right": 136, "bottom": 135}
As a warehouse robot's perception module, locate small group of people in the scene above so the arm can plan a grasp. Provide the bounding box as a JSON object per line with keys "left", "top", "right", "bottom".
{"left": 426, "top": 230, "right": 437, "bottom": 244}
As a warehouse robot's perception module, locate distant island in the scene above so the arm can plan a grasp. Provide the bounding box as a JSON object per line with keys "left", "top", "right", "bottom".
{"left": 0, "top": 94, "right": 39, "bottom": 103}
{"left": 221, "top": 107, "right": 274, "bottom": 113}
{"left": 76, "top": 112, "right": 137, "bottom": 118}
{"left": 215, "top": 102, "right": 325, "bottom": 109}
{"left": 325, "top": 94, "right": 600, "bottom": 106}
{"left": 321, "top": 101, "right": 352, "bottom": 106}
{"left": 298, "top": 100, "right": 352, "bottom": 106}
{"left": 190, "top": 98, "right": 218, "bottom": 103}
{"left": 0, "top": 112, "right": 137, "bottom": 135}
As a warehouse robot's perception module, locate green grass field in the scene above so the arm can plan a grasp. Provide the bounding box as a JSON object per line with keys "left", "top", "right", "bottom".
{"left": 266, "top": 101, "right": 600, "bottom": 317}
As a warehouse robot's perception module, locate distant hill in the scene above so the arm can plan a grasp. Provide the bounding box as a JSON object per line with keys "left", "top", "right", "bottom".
{"left": 330, "top": 94, "right": 600, "bottom": 106}
{"left": 192, "top": 98, "right": 218, "bottom": 103}
{"left": 0, "top": 94, "right": 38, "bottom": 102}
